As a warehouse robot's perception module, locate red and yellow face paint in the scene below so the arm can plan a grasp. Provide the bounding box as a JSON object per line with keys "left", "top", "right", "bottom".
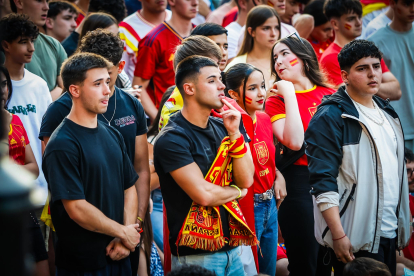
{"left": 289, "top": 58, "right": 299, "bottom": 67}
{"left": 267, "top": 0, "right": 274, "bottom": 7}
{"left": 245, "top": 96, "right": 253, "bottom": 104}
{"left": 344, "top": 23, "right": 352, "bottom": 30}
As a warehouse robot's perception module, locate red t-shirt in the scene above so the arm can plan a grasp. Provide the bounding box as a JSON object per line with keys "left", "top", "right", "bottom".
{"left": 308, "top": 39, "right": 331, "bottom": 61}
{"left": 403, "top": 195, "right": 414, "bottom": 261}
{"left": 134, "top": 22, "right": 184, "bottom": 107}
{"left": 265, "top": 85, "right": 335, "bottom": 166}
{"left": 320, "top": 43, "right": 390, "bottom": 86}
{"left": 8, "top": 114, "right": 30, "bottom": 165}
{"left": 252, "top": 113, "right": 276, "bottom": 194}
{"left": 222, "top": 7, "right": 238, "bottom": 27}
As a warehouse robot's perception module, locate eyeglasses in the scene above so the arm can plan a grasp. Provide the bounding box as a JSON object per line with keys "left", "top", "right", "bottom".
{"left": 286, "top": 32, "right": 305, "bottom": 45}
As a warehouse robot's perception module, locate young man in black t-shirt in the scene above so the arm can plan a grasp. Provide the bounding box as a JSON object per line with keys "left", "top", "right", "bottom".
{"left": 40, "top": 29, "right": 149, "bottom": 275}
{"left": 43, "top": 52, "right": 140, "bottom": 275}
{"left": 154, "top": 56, "right": 255, "bottom": 275}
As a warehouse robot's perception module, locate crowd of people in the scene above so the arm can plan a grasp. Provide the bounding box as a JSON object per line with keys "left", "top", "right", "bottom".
{"left": 0, "top": 0, "right": 413, "bottom": 275}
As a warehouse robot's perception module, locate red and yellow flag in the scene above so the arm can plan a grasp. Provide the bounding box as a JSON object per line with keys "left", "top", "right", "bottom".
{"left": 290, "top": 58, "right": 298, "bottom": 66}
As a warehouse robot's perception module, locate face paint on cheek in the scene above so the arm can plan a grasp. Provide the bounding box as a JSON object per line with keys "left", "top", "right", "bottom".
{"left": 267, "top": 1, "right": 274, "bottom": 7}
{"left": 245, "top": 96, "right": 253, "bottom": 104}
{"left": 289, "top": 58, "right": 298, "bottom": 66}
{"left": 344, "top": 23, "right": 352, "bottom": 30}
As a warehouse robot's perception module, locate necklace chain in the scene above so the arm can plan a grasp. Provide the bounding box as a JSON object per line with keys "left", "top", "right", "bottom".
{"left": 101, "top": 90, "right": 117, "bottom": 126}
{"left": 353, "top": 99, "right": 385, "bottom": 126}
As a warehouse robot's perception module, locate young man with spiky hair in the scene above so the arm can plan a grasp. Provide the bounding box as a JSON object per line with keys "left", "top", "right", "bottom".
{"left": 320, "top": 0, "right": 401, "bottom": 102}
{"left": 45, "top": 1, "right": 78, "bottom": 42}
{"left": 11, "top": 0, "right": 68, "bottom": 100}
{"left": 306, "top": 40, "right": 410, "bottom": 276}
{"left": 368, "top": 0, "right": 414, "bottom": 153}
{"left": 39, "top": 30, "right": 150, "bottom": 274}
{"left": 0, "top": 13, "right": 52, "bottom": 231}
{"left": 43, "top": 52, "right": 141, "bottom": 275}
{"left": 154, "top": 55, "right": 255, "bottom": 275}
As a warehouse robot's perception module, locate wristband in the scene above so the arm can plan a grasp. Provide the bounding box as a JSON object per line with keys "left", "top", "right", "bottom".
{"left": 332, "top": 234, "right": 346, "bottom": 241}
{"left": 230, "top": 185, "right": 242, "bottom": 199}
{"left": 137, "top": 216, "right": 144, "bottom": 224}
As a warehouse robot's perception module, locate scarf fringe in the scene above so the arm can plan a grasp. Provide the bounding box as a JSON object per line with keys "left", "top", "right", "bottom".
{"left": 228, "top": 238, "right": 259, "bottom": 247}
{"left": 178, "top": 234, "right": 226, "bottom": 251}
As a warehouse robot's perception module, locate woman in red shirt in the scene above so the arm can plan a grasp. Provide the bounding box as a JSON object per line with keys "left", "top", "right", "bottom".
{"left": 224, "top": 63, "right": 291, "bottom": 276}
{"left": 265, "top": 35, "right": 335, "bottom": 275}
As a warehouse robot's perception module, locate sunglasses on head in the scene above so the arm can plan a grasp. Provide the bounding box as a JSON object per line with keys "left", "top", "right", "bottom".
{"left": 286, "top": 32, "right": 305, "bottom": 45}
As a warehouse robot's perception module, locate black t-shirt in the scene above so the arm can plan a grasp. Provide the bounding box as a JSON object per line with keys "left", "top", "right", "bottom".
{"left": 154, "top": 111, "right": 248, "bottom": 256}
{"left": 39, "top": 86, "right": 147, "bottom": 163}
{"left": 43, "top": 118, "right": 138, "bottom": 271}
{"left": 61, "top": 31, "right": 79, "bottom": 57}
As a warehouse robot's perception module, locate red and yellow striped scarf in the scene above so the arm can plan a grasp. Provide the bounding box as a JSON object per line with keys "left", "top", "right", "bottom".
{"left": 176, "top": 136, "right": 259, "bottom": 251}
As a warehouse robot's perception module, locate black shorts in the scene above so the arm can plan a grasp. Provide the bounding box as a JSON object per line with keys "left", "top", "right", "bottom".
{"left": 29, "top": 212, "right": 48, "bottom": 262}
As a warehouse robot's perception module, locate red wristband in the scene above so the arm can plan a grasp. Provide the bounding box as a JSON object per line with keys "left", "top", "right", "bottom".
{"left": 332, "top": 234, "right": 346, "bottom": 241}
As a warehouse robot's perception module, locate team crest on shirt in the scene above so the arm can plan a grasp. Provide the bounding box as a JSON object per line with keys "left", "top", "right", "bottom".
{"left": 254, "top": 141, "right": 269, "bottom": 166}
{"left": 21, "top": 137, "right": 26, "bottom": 147}
{"left": 169, "top": 53, "right": 175, "bottom": 62}
{"left": 308, "top": 102, "right": 317, "bottom": 117}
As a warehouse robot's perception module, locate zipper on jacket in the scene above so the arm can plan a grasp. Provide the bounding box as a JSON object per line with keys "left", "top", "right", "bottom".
{"left": 322, "top": 184, "right": 357, "bottom": 239}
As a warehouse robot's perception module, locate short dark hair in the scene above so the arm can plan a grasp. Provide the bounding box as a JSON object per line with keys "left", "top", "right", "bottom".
{"left": 88, "top": 0, "right": 127, "bottom": 23}
{"left": 304, "top": 0, "right": 328, "bottom": 27}
{"left": 61, "top": 52, "right": 112, "bottom": 92}
{"left": 395, "top": 0, "right": 414, "bottom": 5}
{"left": 77, "top": 29, "right": 123, "bottom": 66}
{"left": 168, "top": 264, "right": 217, "bottom": 276}
{"left": 405, "top": 147, "right": 414, "bottom": 163}
{"left": 338, "top": 40, "right": 382, "bottom": 72}
{"left": 0, "top": 14, "right": 39, "bottom": 52}
{"left": 47, "top": 1, "right": 77, "bottom": 19}
{"left": 324, "top": 0, "right": 362, "bottom": 19}
{"left": 343, "top": 257, "right": 391, "bottom": 276}
{"left": 175, "top": 55, "right": 218, "bottom": 97}
{"left": 190, "top": 22, "right": 228, "bottom": 37}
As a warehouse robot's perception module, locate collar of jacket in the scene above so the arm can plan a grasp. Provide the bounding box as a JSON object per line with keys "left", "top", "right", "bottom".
{"left": 319, "top": 85, "right": 398, "bottom": 119}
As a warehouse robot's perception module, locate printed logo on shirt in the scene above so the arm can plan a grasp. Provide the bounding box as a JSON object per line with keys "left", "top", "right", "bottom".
{"left": 254, "top": 141, "right": 269, "bottom": 166}
{"left": 169, "top": 53, "right": 175, "bottom": 62}
{"left": 114, "top": 115, "right": 136, "bottom": 127}
{"left": 10, "top": 138, "right": 17, "bottom": 145}
{"left": 21, "top": 137, "right": 26, "bottom": 147}
{"left": 8, "top": 104, "right": 36, "bottom": 115}
{"left": 259, "top": 168, "right": 270, "bottom": 177}
{"left": 308, "top": 102, "right": 317, "bottom": 117}
{"left": 165, "top": 97, "right": 176, "bottom": 110}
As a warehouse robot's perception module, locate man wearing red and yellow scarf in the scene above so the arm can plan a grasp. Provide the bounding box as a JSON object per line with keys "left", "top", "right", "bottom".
{"left": 154, "top": 56, "right": 257, "bottom": 276}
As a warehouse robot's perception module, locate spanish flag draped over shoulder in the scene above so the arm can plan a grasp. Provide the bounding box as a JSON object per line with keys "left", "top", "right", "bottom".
{"left": 361, "top": 0, "right": 389, "bottom": 16}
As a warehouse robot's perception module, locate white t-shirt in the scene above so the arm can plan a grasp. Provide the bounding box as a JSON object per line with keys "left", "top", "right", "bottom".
{"left": 226, "top": 21, "right": 243, "bottom": 59}
{"left": 8, "top": 69, "right": 52, "bottom": 205}
{"left": 236, "top": 23, "right": 298, "bottom": 58}
{"left": 362, "top": 12, "right": 391, "bottom": 39}
{"left": 353, "top": 100, "right": 399, "bottom": 239}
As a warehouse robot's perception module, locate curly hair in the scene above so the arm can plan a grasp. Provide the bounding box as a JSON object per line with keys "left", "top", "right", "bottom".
{"left": 0, "top": 14, "right": 39, "bottom": 52}
{"left": 338, "top": 40, "right": 382, "bottom": 72}
{"left": 168, "top": 264, "right": 217, "bottom": 276}
{"left": 88, "top": 0, "right": 127, "bottom": 23}
{"left": 77, "top": 29, "right": 124, "bottom": 66}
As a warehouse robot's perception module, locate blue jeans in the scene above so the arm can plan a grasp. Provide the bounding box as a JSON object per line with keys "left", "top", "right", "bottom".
{"left": 171, "top": 247, "right": 246, "bottom": 276}
{"left": 150, "top": 189, "right": 163, "bottom": 251}
{"left": 254, "top": 196, "right": 278, "bottom": 276}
